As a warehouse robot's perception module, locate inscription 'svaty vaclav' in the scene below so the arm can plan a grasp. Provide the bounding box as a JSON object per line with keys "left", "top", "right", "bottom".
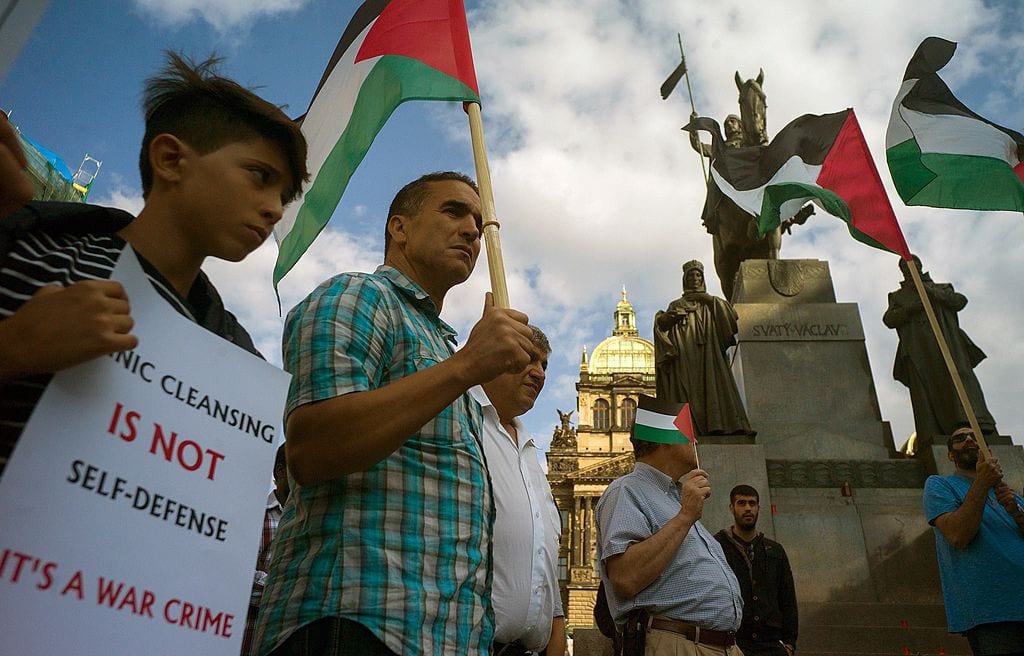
{"left": 751, "top": 322, "right": 850, "bottom": 338}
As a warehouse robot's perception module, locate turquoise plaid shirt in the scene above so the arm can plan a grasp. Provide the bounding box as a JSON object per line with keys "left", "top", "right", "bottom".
{"left": 254, "top": 266, "right": 493, "bottom": 655}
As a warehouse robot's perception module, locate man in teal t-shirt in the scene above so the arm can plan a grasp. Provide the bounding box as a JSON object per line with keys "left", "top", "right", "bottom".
{"left": 923, "top": 426, "right": 1024, "bottom": 655}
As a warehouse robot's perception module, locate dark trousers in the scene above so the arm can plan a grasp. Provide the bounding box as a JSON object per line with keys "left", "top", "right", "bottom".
{"left": 965, "top": 621, "right": 1024, "bottom": 656}
{"left": 267, "top": 617, "right": 397, "bottom": 656}
{"left": 737, "top": 639, "right": 789, "bottom": 656}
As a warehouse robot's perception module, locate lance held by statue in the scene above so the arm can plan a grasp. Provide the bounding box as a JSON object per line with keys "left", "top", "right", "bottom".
{"left": 654, "top": 260, "right": 753, "bottom": 436}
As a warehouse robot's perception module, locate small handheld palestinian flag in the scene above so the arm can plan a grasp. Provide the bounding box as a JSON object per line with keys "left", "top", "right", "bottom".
{"left": 633, "top": 395, "right": 697, "bottom": 445}
{"left": 685, "top": 111, "right": 912, "bottom": 260}
{"left": 273, "top": 0, "right": 481, "bottom": 287}
{"left": 887, "top": 37, "right": 1024, "bottom": 213}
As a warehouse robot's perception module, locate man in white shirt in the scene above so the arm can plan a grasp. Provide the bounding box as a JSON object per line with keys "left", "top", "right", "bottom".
{"left": 471, "top": 325, "right": 565, "bottom": 656}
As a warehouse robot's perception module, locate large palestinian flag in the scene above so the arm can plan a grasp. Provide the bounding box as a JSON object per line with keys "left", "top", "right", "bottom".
{"left": 686, "top": 110, "right": 911, "bottom": 259}
{"left": 272, "top": 0, "right": 480, "bottom": 286}
{"left": 886, "top": 37, "right": 1024, "bottom": 213}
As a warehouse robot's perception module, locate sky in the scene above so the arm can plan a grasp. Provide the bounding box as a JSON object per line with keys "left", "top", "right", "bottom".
{"left": 2, "top": 0, "right": 1022, "bottom": 454}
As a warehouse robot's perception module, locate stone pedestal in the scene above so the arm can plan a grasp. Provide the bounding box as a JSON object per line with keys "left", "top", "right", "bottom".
{"left": 712, "top": 258, "right": 1019, "bottom": 622}
{"left": 730, "top": 259, "right": 893, "bottom": 460}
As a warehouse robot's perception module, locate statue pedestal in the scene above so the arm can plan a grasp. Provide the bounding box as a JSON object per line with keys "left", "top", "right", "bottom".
{"left": 709, "top": 260, "right": 942, "bottom": 612}
{"left": 730, "top": 259, "right": 893, "bottom": 460}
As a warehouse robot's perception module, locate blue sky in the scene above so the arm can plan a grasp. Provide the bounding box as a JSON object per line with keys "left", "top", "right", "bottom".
{"left": 2, "top": 0, "right": 1022, "bottom": 457}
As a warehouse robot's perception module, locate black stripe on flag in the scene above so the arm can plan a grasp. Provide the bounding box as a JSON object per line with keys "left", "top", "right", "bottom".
{"left": 902, "top": 36, "right": 957, "bottom": 83}
{"left": 900, "top": 37, "right": 1024, "bottom": 151}
{"left": 306, "top": 0, "right": 392, "bottom": 110}
{"left": 710, "top": 110, "right": 850, "bottom": 192}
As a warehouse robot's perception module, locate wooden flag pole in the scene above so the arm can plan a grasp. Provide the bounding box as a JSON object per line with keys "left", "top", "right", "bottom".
{"left": 466, "top": 102, "right": 510, "bottom": 309}
{"left": 905, "top": 261, "right": 989, "bottom": 456}
{"left": 678, "top": 34, "right": 708, "bottom": 185}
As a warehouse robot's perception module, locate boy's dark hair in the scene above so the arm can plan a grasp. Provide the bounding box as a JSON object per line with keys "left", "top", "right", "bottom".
{"left": 729, "top": 484, "right": 759, "bottom": 504}
{"left": 139, "top": 52, "right": 309, "bottom": 202}
{"left": 384, "top": 171, "right": 479, "bottom": 255}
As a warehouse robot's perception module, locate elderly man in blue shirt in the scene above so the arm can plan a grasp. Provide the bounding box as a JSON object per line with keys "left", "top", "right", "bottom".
{"left": 596, "top": 396, "right": 743, "bottom": 656}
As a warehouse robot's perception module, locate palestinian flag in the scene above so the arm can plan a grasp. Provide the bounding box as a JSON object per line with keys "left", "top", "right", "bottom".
{"left": 686, "top": 110, "right": 911, "bottom": 259}
{"left": 887, "top": 37, "right": 1024, "bottom": 212}
{"left": 272, "top": 0, "right": 481, "bottom": 286}
{"left": 632, "top": 395, "right": 696, "bottom": 445}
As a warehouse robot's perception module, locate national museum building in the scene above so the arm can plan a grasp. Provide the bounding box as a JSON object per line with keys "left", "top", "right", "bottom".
{"left": 546, "top": 289, "right": 653, "bottom": 628}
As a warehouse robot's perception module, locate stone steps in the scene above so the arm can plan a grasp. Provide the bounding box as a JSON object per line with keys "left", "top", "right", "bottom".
{"left": 798, "top": 602, "right": 969, "bottom": 656}
{"left": 800, "top": 601, "right": 949, "bottom": 627}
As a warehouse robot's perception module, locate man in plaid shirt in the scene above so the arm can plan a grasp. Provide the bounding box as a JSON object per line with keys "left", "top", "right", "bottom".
{"left": 253, "top": 172, "right": 535, "bottom": 656}
{"left": 242, "top": 445, "right": 290, "bottom": 655}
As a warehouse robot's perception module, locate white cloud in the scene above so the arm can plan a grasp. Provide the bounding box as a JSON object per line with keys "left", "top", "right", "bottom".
{"left": 131, "top": 0, "right": 305, "bottom": 31}
{"left": 90, "top": 184, "right": 144, "bottom": 216}
{"left": 204, "top": 226, "right": 382, "bottom": 366}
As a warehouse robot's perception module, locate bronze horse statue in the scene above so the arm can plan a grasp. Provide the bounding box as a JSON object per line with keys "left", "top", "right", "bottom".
{"left": 703, "top": 69, "right": 811, "bottom": 301}
{"left": 735, "top": 69, "right": 767, "bottom": 147}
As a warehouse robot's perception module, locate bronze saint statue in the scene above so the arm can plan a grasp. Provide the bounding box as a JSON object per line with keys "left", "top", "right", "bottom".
{"left": 882, "top": 256, "right": 998, "bottom": 444}
{"left": 690, "top": 112, "right": 744, "bottom": 155}
{"left": 688, "top": 69, "right": 785, "bottom": 300}
{"left": 654, "top": 260, "right": 753, "bottom": 435}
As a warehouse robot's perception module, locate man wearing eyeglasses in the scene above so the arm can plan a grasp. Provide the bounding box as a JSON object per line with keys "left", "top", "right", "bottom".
{"left": 923, "top": 426, "right": 1024, "bottom": 655}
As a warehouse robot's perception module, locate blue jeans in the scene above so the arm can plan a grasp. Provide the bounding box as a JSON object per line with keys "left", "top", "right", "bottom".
{"left": 267, "top": 617, "right": 397, "bottom": 656}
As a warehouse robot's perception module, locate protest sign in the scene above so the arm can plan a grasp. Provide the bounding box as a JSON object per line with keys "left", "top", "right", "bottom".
{"left": 0, "top": 248, "right": 290, "bottom": 655}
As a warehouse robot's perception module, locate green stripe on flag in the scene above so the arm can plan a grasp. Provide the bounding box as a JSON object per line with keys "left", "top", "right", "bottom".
{"left": 757, "top": 181, "right": 850, "bottom": 234}
{"left": 887, "top": 138, "right": 934, "bottom": 204}
{"left": 633, "top": 407, "right": 691, "bottom": 445}
{"left": 888, "top": 138, "right": 1024, "bottom": 211}
{"left": 634, "top": 423, "right": 693, "bottom": 445}
{"left": 757, "top": 181, "right": 900, "bottom": 257}
{"left": 273, "top": 55, "right": 480, "bottom": 285}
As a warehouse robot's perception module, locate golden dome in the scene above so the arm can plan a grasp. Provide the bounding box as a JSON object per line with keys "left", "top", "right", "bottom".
{"left": 590, "top": 335, "right": 655, "bottom": 374}
{"left": 588, "top": 287, "right": 654, "bottom": 374}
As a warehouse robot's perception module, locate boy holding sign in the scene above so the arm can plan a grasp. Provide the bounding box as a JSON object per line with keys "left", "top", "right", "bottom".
{"left": 0, "top": 52, "right": 309, "bottom": 475}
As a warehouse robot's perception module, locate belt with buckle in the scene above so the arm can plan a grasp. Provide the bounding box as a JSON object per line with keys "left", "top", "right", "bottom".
{"left": 649, "top": 616, "right": 736, "bottom": 647}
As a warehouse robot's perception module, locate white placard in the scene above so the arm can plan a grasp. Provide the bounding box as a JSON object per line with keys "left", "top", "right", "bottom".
{"left": 0, "top": 248, "right": 290, "bottom": 655}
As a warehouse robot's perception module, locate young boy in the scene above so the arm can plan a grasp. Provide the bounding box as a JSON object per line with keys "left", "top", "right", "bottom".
{"left": 0, "top": 52, "right": 309, "bottom": 474}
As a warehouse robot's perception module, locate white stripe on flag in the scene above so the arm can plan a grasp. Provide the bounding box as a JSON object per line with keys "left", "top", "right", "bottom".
{"left": 711, "top": 155, "right": 823, "bottom": 217}
{"left": 896, "top": 104, "right": 1021, "bottom": 165}
{"left": 276, "top": 22, "right": 378, "bottom": 240}
{"left": 885, "top": 79, "right": 915, "bottom": 148}
{"left": 634, "top": 408, "right": 678, "bottom": 432}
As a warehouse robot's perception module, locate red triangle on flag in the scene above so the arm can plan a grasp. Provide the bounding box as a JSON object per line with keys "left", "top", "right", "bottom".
{"left": 673, "top": 404, "right": 697, "bottom": 444}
